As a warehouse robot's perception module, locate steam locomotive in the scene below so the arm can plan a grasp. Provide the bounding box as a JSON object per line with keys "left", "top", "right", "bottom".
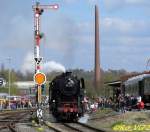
{"left": 49, "top": 72, "right": 85, "bottom": 121}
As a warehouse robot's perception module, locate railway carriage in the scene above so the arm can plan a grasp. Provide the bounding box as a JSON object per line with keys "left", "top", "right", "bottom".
{"left": 123, "top": 74, "right": 150, "bottom": 107}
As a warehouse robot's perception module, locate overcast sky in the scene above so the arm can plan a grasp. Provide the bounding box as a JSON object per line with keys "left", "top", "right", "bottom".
{"left": 0, "top": 0, "right": 150, "bottom": 73}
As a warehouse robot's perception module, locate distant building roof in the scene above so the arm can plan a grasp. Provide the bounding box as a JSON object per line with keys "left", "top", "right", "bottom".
{"left": 0, "top": 93, "right": 8, "bottom": 96}
{"left": 105, "top": 73, "right": 150, "bottom": 88}
{"left": 0, "top": 93, "right": 8, "bottom": 98}
{"left": 105, "top": 80, "right": 121, "bottom": 87}
{"left": 14, "top": 81, "right": 35, "bottom": 89}
{"left": 124, "top": 74, "right": 150, "bottom": 85}
{"left": 121, "top": 71, "right": 150, "bottom": 81}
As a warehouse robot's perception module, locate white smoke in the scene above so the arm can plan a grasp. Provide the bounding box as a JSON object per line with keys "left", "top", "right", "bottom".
{"left": 42, "top": 61, "right": 66, "bottom": 73}
{"left": 21, "top": 52, "right": 34, "bottom": 73}
{"left": 21, "top": 52, "right": 65, "bottom": 74}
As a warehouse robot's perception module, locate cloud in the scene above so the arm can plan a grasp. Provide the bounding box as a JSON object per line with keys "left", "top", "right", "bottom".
{"left": 103, "top": 0, "right": 150, "bottom": 10}
{"left": 2, "top": 15, "right": 32, "bottom": 49}
{"left": 20, "top": 16, "right": 150, "bottom": 72}
{"left": 62, "top": 0, "right": 100, "bottom": 5}
{"left": 102, "top": 44, "right": 150, "bottom": 72}
{"left": 44, "top": 16, "right": 78, "bottom": 51}
{"left": 88, "top": 0, "right": 99, "bottom": 5}
{"left": 1, "top": 0, "right": 149, "bottom": 72}
{"left": 21, "top": 52, "right": 65, "bottom": 74}
{"left": 103, "top": 0, "right": 124, "bottom": 10}
{"left": 101, "top": 17, "right": 150, "bottom": 37}
{"left": 62, "top": 0, "right": 99, "bottom": 3}
{"left": 43, "top": 15, "right": 93, "bottom": 50}
{"left": 63, "top": 0, "right": 76, "bottom": 4}
{"left": 0, "top": 5, "right": 93, "bottom": 67}
{"left": 0, "top": 1, "right": 32, "bottom": 49}
{"left": 0, "top": 0, "right": 94, "bottom": 71}
{"left": 100, "top": 17, "right": 150, "bottom": 71}
{"left": 125, "top": 0, "right": 150, "bottom": 5}
{"left": 41, "top": 16, "right": 93, "bottom": 66}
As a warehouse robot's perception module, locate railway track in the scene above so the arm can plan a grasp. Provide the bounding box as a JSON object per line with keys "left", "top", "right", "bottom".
{"left": 0, "top": 108, "right": 35, "bottom": 116}
{"left": 0, "top": 122, "right": 17, "bottom": 132}
{"left": 0, "top": 109, "right": 32, "bottom": 132}
{"left": 44, "top": 121, "right": 106, "bottom": 132}
{"left": 89, "top": 111, "right": 118, "bottom": 121}
{"left": 63, "top": 122, "right": 106, "bottom": 132}
{"left": 0, "top": 111, "right": 30, "bottom": 122}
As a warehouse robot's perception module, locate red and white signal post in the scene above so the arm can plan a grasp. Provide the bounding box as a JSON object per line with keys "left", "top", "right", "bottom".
{"left": 32, "top": 1, "right": 58, "bottom": 121}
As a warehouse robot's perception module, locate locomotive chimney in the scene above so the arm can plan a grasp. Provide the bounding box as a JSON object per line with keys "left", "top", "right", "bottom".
{"left": 94, "top": 5, "right": 101, "bottom": 90}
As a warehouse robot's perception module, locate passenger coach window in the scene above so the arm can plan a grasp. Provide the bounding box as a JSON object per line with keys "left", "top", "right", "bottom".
{"left": 144, "top": 78, "right": 150, "bottom": 94}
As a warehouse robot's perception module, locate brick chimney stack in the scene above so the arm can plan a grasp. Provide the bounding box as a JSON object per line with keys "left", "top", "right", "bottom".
{"left": 94, "top": 5, "right": 101, "bottom": 90}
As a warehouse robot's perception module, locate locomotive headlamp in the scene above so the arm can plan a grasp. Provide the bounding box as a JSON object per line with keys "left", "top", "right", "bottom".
{"left": 52, "top": 100, "right": 55, "bottom": 103}
{"left": 66, "top": 78, "right": 74, "bottom": 87}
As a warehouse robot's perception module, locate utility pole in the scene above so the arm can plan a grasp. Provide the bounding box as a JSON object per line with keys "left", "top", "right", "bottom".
{"left": 7, "top": 57, "right": 11, "bottom": 109}
{"left": 32, "top": 1, "right": 58, "bottom": 123}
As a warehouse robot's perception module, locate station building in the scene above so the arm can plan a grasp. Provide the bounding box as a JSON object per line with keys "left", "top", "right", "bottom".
{"left": 14, "top": 81, "right": 35, "bottom": 95}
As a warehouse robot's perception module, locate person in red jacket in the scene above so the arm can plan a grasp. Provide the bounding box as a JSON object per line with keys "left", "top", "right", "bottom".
{"left": 137, "top": 101, "right": 144, "bottom": 110}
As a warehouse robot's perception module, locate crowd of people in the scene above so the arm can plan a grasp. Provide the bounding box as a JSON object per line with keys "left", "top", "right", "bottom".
{"left": 115, "top": 88, "right": 145, "bottom": 113}
{"left": 83, "top": 87, "right": 145, "bottom": 113}
{"left": 0, "top": 99, "right": 34, "bottom": 111}
{"left": 0, "top": 95, "right": 49, "bottom": 111}
{"left": 0, "top": 88, "right": 145, "bottom": 114}
{"left": 83, "top": 96, "right": 113, "bottom": 113}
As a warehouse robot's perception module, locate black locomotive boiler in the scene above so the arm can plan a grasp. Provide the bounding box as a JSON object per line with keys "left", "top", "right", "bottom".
{"left": 49, "top": 72, "right": 85, "bottom": 121}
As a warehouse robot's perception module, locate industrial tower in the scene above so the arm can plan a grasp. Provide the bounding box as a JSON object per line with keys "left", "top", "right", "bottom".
{"left": 94, "top": 5, "right": 101, "bottom": 91}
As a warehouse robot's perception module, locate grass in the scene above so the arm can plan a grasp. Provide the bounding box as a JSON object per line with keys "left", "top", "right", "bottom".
{"left": 111, "top": 120, "right": 124, "bottom": 128}
{"left": 88, "top": 110, "right": 150, "bottom": 132}
{"left": 134, "top": 117, "right": 146, "bottom": 122}
{"left": 91, "top": 108, "right": 113, "bottom": 116}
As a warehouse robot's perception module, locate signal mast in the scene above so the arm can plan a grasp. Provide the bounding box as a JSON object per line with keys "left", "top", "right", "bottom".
{"left": 32, "top": 1, "right": 58, "bottom": 122}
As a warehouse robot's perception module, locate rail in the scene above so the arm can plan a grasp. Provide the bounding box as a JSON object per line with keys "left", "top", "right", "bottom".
{"left": 43, "top": 120, "right": 107, "bottom": 132}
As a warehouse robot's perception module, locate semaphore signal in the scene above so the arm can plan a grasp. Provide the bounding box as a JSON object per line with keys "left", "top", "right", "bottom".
{"left": 32, "top": 1, "right": 58, "bottom": 123}
{"left": 34, "top": 72, "right": 46, "bottom": 85}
